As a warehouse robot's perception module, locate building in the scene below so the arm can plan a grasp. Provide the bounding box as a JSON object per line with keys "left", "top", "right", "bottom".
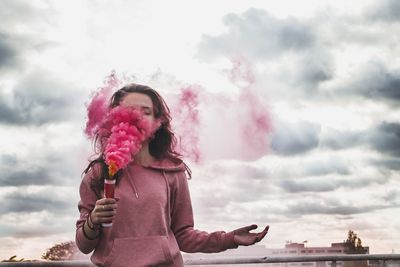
{"left": 267, "top": 242, "right": 369, "bottom": 267}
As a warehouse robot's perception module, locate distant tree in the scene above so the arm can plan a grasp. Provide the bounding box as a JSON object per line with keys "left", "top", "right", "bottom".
{"left": 344, "top": 230, "right": 366, "bottom": 254}
{"left": 41, "top": 241, "right": 78, "bottom": 261}
{"left": 344, "top": 230, "right": 368, "bottom": 267}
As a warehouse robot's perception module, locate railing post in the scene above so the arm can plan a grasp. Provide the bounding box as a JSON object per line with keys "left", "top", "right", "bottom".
{"left": 331, "top": 260, "right": 337, "bottom": 267}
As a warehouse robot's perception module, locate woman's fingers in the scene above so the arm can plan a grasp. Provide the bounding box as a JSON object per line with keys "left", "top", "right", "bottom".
{"left": 97, "top": 198, "right": 117, "bottom": 206}
{"left": 256, "top": 225, "right": 270, "bottom": 242}
{"left": 237, "top": 224, "right": 258, "bottom": 233}
{"left": 97, "top": 204, "right": 117, "bottom": 211}
{"left": 95, "top": 198, "right": 118, "bottom": 212}
{"left": 91, "top": 198, "right": 119, "bottom": 224}
{"left": 96, "top": 210, "right": 116, "bottom": 217}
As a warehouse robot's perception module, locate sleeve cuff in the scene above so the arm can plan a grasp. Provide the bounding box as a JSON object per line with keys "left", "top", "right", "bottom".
{"left": 75, "top": 226, "right": 100, "bottom": 254}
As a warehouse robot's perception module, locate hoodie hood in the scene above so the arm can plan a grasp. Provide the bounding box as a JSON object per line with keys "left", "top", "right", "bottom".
{"left": 145, "top": 158, "right": 187, "bottom": 172}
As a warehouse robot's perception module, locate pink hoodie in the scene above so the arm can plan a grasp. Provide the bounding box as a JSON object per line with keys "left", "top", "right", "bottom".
{"left": 75, "top": 159, "right": 238, "bottom": 267}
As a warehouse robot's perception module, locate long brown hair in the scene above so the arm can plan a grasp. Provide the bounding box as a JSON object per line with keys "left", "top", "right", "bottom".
{"left": 83, "top": 83, "right": 191, "bottom": 198}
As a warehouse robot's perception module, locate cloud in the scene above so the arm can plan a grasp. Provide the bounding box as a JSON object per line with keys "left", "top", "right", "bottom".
{"left": 0, "top": 1, "right": 57, "bottom": 75}
{"left": 0, "top": 168, "right": 54, "bottom": 187}
{"left": 197, "top": 6, "right": 400, "bottom": 103}
{"left": 270, "top": 120, "right": 321, "bottom": 156}
{"left": 284, "top": 200, "right": 388, "bottom": 216}
{"left": 367, "top": 121, "right": 400, "bottom": 157}
{"left": 292, "top": 50, "right": 334, "bottom": 91}
{"left": 302, "top": 159, "right": 351, "bottom": 176}
{"left": 0, "top": 211, "right": 75, "bottom": 238}
{"left": 277, "top": 175, "right": 386, "bottom": 194}
{"left": 191, "top": 163, "right": 273, "bottom": 205}
{"left": 0, "top": 69, "right": 83, "bottom": 125}
{"left": 279, "top": 179, "right": 336, "bottom": 193}
{"left": 320, "top": 121, "right": 400, "bottom": 158}
{"left": 337, "top": 62, "right": 400, "bottom": 105}
{"left": 197, "top": 8, "right": 315, "bottom": 62}
{"left": 369, "top": 158, "right": 400, "bottom": 171}
{"left": 196, "top": 7, "right": 338, "bottom": 93}
{"left": 0, "top": 187, "right": 74, "bottom": 214}
{"left": 0, "top": 146, "right": 85, "bottom": 188}
{"left": 320, "top": 129, "right": 362, "bottom": 150}
{"left": 0, "top": 33, "right": 20, "bottom": 69}
{"left": 365, "top": 0, "right": 400, "bottom": 22}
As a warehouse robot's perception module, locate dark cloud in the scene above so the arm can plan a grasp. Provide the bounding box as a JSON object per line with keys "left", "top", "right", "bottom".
{"left": 197, "top": 6, "right": 400, "bottom": 101}
{"left": 0, "top": 33, "right": 19, "bottom": 69}
{"left": 1, "top": 190, "right": 72, "bottom": 214}
{"left": 303, "top": 160, "right": 351, "bottom": 176}
{"left": 0, "top": 169, "right": 53, "bottom": 187}
{"left": 368, "top": 121, "right": 400, "bottom": 157}
{"left": 0, "top": 1, "right": 57, "bottom": 73}
{"left": 382, "top": 189, "right": 400, "bottom": 203}
{"left": 320, "top": 129, "right": 362, "bottom": 150}
{"left": 0, "top": 153, "right": 82, "bottom": 187}
{"left": 0, "top": 69, "right": 83, "bottom": 125}
{"left": 270, "top": 121, "right": 321, "bottom": 156}
{"left": 269, "top": 158, "right": 352, "bottom": 180}
{"left": 294, "top": 51, "right": 333, "bottom": 91}
{"left": 0, "top": 102, "right": 24, "bottom": 124}
{"left": 342, "top": 62, "right": 400, "bottom": 104}
{"left": 365, "top": 0, "right": 400, "bottom": 22}
{"left": 197, "top": 8, "right": 315, "bottom": 62}
{"left": 279, "top": 179, "right": 336, "bottom": 193}
{"left": 0, "top": 225, "right": 69, "bottom": 239}
{"left": 278, "top": 175, "right": 387, "bottom": 193}
{"left": 0, "top": 31, "right": 56, "bottom": 72}
{"left": 369, "top": 158, "right": 400, "bottom": 171}
{"left": 197, "top": 8, "right": 336, "bottom": 93}
{"left": 320, "top": 121, "right": 400, "bottom": 157}
{"left": 284, "top": 200, "right": 388, "bottom": 216}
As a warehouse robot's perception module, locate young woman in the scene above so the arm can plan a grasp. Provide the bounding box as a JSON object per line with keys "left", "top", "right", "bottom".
{"left": 75, "top": 83, "right": 269, "bottom": 267}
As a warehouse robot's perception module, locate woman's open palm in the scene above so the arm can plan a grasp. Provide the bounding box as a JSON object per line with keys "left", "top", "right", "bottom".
{"left": 233, "top": 224, "right": 269, "bottom": 246}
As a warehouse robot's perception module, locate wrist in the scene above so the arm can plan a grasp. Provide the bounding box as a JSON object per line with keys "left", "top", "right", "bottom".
{"left": 83, "top": 221, "right": 100, "bottom": 240}
{"left": 87, "top": 211, "right": 101, "bottom": 230}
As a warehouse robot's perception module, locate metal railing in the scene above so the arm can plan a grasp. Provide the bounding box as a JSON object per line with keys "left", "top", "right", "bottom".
{"left": 185, "top": 254, "right": 400, "bottom": 265}
{"left": 0, "top": 254, "right": 399, "bottom": 266}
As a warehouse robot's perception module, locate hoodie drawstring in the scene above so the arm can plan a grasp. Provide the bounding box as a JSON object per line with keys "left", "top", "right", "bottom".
{"left": 126, "top": 170, "right": 139, "bottom": 199}
{"left": 125, "top": 166, "right": 172, "bottom": 226}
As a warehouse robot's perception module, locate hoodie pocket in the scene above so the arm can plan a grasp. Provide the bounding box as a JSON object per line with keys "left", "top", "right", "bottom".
{"left": 104, "top": 235, "right": 173, "bottom": 267}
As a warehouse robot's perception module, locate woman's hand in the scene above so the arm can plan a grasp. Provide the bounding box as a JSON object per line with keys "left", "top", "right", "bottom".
{"left": 233, "top": 224, "right": 269, "bottom": 246}
{"left": 90, "top": 198, "right": 119, "bottom": 225}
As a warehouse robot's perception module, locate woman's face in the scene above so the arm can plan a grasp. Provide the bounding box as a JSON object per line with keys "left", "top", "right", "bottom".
{"left": 120, "top": 92, "right": 155, "bottom": 122}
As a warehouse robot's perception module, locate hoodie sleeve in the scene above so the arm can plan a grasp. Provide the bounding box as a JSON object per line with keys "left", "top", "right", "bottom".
{"left": 170, "top": 171, "right": 239, "bottom": 253}
{"left": 75, "top": 166, "right": 101, "bottom": 254}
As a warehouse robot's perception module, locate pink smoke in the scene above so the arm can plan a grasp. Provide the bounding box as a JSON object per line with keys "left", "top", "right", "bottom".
{"left": 238, "top": 90, "right": 272, "bottom": 158}
{"left": 104, "top": 106, "right": 154, "bottom": 176}
{"left": 85, "top": 62, "right": 273, "bottom": 166}
{"left": 228, "top": 55, "right": 256, "bottom": 89}
{"left": 84, "top": 70, "right": 120, "bottom": 139}
{"left": 84, "top": 71, "right": 161, "bottom": 175}
{"left": 171, "top": 86, "right": 201, "bottom": 163}
{"left": 169, "top": 56, "right": 273, "bottom": 162}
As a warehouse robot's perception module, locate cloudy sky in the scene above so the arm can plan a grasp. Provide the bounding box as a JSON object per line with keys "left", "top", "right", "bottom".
{"left": 1, "top": 0, "right": 399, "bottom": 260}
